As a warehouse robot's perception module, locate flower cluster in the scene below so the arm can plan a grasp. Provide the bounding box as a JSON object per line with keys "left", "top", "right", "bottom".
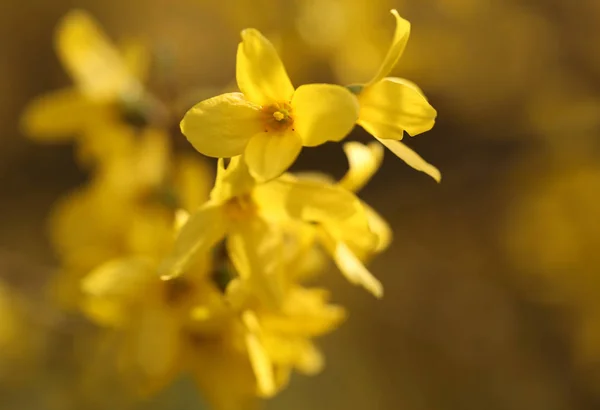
{"left": 22, "top": 8, "right": 438, "bottom": 410}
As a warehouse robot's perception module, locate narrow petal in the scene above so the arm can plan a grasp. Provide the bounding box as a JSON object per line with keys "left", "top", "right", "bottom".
{"left": 20, "top": 88, "right": 109, "bottom": 141}
{"left": 236, "top": 28, "right": 294, "bottom": 106}
{"left": 180, "top": 93, "right": 263, "bottom": 158}
{"left": 359, "top": 77, "right": 437, "bottom": 138}
{"left": 332, "top": 242, "right": 383, "bottom": 298}
{"left": 56, "top": 9, "right": 140, "bottom": 100}
{"left": 339, "top": 141, "right": 384, "bottom": 192}
{"left": 244, "top": 131, "right": 303, "bottom": 181}
{"left": 377, "top": 137, "right": 441, "bottom": 182}
{"left": 158, "top": 203, "right": 227, "bottom": 279}
{"left": 242, "top": 311, "right": 277, "bottom": 397}
{"left": 292, "top": 84, "right": 359, "bottom": 146}
{"left": 367, "top": 10, "right": 411, "bottom": 86}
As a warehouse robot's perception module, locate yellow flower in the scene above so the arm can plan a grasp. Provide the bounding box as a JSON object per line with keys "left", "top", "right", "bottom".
{"left": 235, "top": 286, "right": 345, "bottom": 398}
{"left": 49, "top": 127, "right": 212, "bottom": 308}
{"left": 348, "top": 10, "right": 441, "bottom": 182}
{"left": 20, "top": 10, "right": 155, "bottom": 165}
{"left": 160, "top": 155, "right": 382, "bottom": 298}
{"left": 180, "top": 29, "right": 360, "bottom": 181}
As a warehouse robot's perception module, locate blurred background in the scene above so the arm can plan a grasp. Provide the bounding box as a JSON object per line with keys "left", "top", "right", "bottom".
{"left": 2, "top": 0, "right": 600, "bottom": 409}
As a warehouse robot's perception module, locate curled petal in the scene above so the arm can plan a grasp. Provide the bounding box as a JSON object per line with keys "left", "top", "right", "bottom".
{"left": 292, "top": 84, "right": 359, "bottom": 146}
{"left": 180, "top": 93, "right": 263, "bottom": 158}
{"left": 377, "top": 138, "right": 441, "bottom": 182}
{"left": 359, "top": 77, "right": 437, "bottom": 138}
{"left": 368, "top": 10, "right": 411, "bottom": 86}
{"left": 339, "top": 141, "right": 384, "bottom": 192}
{"left": 332, "top": 241, "right": 383, "bottom": 298}
{"left": 244, "top": 131, "right": 303, "bottom": 182}
{"left": 236, "top": 29, "right": 294, "bottom": 106}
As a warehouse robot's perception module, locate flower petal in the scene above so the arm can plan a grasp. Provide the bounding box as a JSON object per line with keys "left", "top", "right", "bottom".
{"left": 56, "top": 9, "right": 140, "bottom": 101}
{"left": 359, "top": 77, "right": 437, "bottom": 138}
{"left": 210, "top": 156, "right": 257, "bottom": 203}
{"left": 180, "top": 93, "right": 263, "bottom": 158}
{"left": 363, "top": 202, "right": 393, "bottom": 253}
{"left": 81, "top": 257, "right": 155, "bottom": 326}
{"left": 227, "top": 217, "right": 285, "bottom": 307}
{"left": 339, "top": 141, "right": 384, "bottom": 192}
{"left": 120, "top": 300, "right": 182, "bottom": 392}
{"left": 236, "top": 28, "right": 294, "bottom": 106}
{"left": 244, "top": 131, "right": 303, "bottom": 182}
{"left": 242, "top": 311, "right": 277, "bottom": 397}
{"left": 270, "top": 176, "right": 378, "bottom": 252}
{"left": 20, "top": 88, "right": 110, "bottom": 141}
{"left": 331, "top": 241, "right": 383, "bottom": 298}
{"left": 292, "top": 84, "right": 359, "bottom": 146}
{"left": 367, "top": 10, "right": 411, "bottom": 86}
{"left": 158, "top": 202, "right": 227, "bottom": 279}
{"left": 377, "top": 137, "right": 441, "bottom": 182}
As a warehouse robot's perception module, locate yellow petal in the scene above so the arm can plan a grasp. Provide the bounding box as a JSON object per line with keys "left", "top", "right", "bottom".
{"left": 363, "top": 202, "right": 393, "bottom": 253}
{"left": 189, "top": 343, "right": 259, "bottom": 410}
{"left": 227, "top": 217, "right": 285, "bottom": 307}
{"left": 210, "top": 156, "right": 257, "bottom": 203}
{"left": 180, "top": 93, "right": 263, "bottom": 158}
{"left": 244, "top": 131, "right": 303, "bottom": 182}
{"left": 236, "top": 28, "right": 294, "bottom": 106}
{"left": 291, "top": 84, "right": 359, "bottom": 146}
{"left": 282, "top": 178, "right": 373, "bottom": 240}
{"left": 159, "top": 202, "right": 227, "bottom": 279}
{"left": 377, "top": 137, "right": 441, "bottom": 182}
{"left": 332, "top": 242, "right": 383, "bottom": 298}
{"left": 20, "top": 88, "right": 110, "bottom": 141}
{"left": 339, "top": 141, "right": 384, "bottom": 192}
{"left": 359, "top": 77, "right": 437, "bottom": 138}
{"left": 120, "top": 301, "right": 182, "bottom": 392}
{"left": 56, "top": 10, "right": 140, "bottom": 101}
{"left": 119, "top": 39, "right": 150, "bottom": 82}
{"left": 367, "top": 10, "right": 411, "bottom": 86}
{"left": 242, "top": 311, "right": 277, "bottom": 397}
{"left": 81, "top": 257, "right": 155, "bottom": 326}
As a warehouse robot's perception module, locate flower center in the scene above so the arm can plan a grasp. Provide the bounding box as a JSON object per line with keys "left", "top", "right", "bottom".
{"left": 224, "top": 193, "right": 257, "bottom": 220}
{"left": 262, "top": 102, "right": 294, "bottom": 133}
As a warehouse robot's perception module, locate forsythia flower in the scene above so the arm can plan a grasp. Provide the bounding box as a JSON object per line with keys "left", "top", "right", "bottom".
{"left": 347, "top": 10, "right": 441, "bottom": 182}
{"left": 20, "top": 9, "right": 153, "bottom": 165}
{"left": 180, "top": 29, "right": 360, "bottom": 181}
{"left": 160, "top": 155, "right": 384, "bottom": 298}
{"left": 49, "top": 127, "right": 211, "bottom": 307}
{"left": 24, "top": 7, "right": 442, "bottom": 409}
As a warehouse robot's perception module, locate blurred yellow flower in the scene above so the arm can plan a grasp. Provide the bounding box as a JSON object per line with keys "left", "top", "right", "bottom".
{"left": 49, "top": 127, "right": 212, "bottom": 308}
{"left": 181, "top": 28, "right": 359, "bottom": 181}
{"left": 20, "top": 9, "right": 157, "bottom": 166}
{"left": 348, "top": 10, "right": 440, "bottom": 182}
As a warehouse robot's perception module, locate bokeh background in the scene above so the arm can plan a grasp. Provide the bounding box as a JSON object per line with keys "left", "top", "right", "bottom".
{"left": 2, "top": 0, "right": 600, "bottom": 409}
